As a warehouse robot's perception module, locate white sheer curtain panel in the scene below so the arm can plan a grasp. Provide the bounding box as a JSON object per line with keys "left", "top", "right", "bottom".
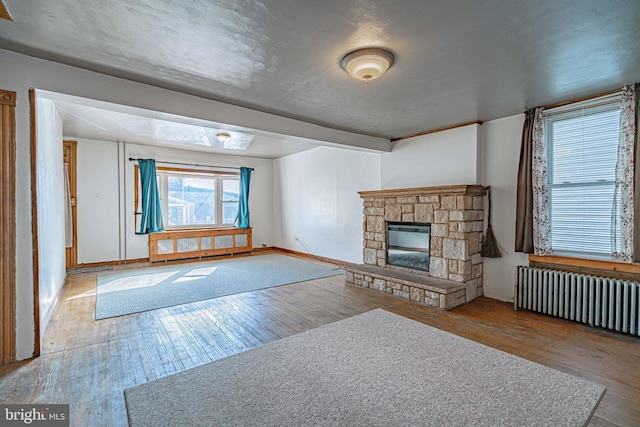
{"left": 611, "top": 85, "right": 637, "bottom": 262}
{"left": 532, "top": 107, "right": 552, "bottom": 255}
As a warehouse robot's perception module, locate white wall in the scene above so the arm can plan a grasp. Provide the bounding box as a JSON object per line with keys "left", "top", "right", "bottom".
{"left": 479, "top": 114, "right": 529, "bottom": 301}
{"left": 381, "top": 124, "right": 480, "bottom": 188}
{"left": 270, "top": 119, "right": 531, "bottom": 303}
{"left": 35, "top": 98, "right": 66, "bottom": 333}
{"left": 0, "top": 53, "right": 37, "bottom": 359}
{"left": 76, "top": 139, "right": 121, "bottom": 264}
{"left": 379, "top": 120, "right": 526, "bottom": 301}
{"left": 273, "top": 146, "right": 381, "bottom": 263}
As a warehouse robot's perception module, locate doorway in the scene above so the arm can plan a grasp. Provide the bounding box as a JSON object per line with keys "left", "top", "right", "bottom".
{"left": 63, "top": 140, "right": 77, "bottom": 269}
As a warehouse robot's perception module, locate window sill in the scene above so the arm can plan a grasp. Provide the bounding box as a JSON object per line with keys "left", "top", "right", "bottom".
{"left": 529, "top": 254, "right": 640, "bottom": 275}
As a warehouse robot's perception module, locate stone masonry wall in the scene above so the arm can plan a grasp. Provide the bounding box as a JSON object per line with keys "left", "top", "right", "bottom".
{"left": 361, "top": 189, "right": 485, "bottom": 302}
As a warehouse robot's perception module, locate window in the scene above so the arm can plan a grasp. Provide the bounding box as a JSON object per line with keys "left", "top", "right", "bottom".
{"left": 544, "top": 95, "right": 621, "bottom": 259}
{"left": 155, "top": 169, "right": 239, "bottom": 228}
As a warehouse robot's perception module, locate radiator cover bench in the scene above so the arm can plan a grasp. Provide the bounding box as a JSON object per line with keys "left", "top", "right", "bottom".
{"left": 345, "top": 264, "right": 467, "bottom": 310}
{"left": 148, "top": 228, "right": 252, "bottom": 262}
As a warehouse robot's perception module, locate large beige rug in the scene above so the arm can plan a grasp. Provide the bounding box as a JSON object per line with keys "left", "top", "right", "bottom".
{"left": 125, "top": 309, "right": 605, "bottom": 426}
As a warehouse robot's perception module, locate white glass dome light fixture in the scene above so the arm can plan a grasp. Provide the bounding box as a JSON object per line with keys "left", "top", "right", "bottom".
{"left": 210, "top": 129, "right": 253, "bottom": 150}
{"left": 340, "top": 47, "right": 395, "bottom": 82}
{"left": 216, "top": 131, "right": 231, "bottom": 143}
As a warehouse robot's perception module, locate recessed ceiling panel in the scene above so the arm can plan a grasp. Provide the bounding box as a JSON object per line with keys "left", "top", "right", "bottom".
{"left": 41, "top": 91, "right": 323, "bottom": 159}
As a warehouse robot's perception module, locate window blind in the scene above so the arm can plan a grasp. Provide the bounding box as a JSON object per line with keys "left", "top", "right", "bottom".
{"left": 545, "top": 95, "right": 621, "bottom": 258}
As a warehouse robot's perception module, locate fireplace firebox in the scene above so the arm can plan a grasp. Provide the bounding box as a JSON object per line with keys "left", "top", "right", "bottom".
{"left": 386, "top": 222, "right": 431, "bottom": 272}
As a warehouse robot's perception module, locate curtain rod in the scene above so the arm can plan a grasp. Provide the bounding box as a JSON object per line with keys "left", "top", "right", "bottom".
{"left": 128, "top": 158, "right": 254, "bottom": 171}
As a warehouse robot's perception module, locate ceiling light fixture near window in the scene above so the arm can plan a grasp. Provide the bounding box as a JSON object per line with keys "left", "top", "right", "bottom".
{"left": 207, "top": 130, "right": 253, "bottom": 150}
{"left": 340, "top": 47, "right": 395, "bottom": 82}
{"left": 216, "top": 131, "right": 231, "bottom": 143}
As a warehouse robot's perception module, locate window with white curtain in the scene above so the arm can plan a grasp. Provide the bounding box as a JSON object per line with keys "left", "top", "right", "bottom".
{"left": 544, "top": 95, "right": 622, "bottom": 259}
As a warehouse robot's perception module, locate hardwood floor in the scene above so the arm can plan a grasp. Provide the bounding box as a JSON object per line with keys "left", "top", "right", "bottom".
{"left": 1, "top": 251, "right": 639, "bottom": 426}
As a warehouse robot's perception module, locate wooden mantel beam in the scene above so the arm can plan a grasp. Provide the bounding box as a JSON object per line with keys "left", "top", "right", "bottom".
{"left": 358, "top": 184, "right": 487, "bottom": 199}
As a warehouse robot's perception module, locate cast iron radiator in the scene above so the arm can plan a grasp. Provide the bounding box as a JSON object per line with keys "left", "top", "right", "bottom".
{"left": 515, "top": 266, "right": 640, "bottom": 336}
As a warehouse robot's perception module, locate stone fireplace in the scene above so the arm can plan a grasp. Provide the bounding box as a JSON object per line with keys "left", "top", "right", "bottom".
{"left": 345, "top": 185, "right": 486, "bottom": 310}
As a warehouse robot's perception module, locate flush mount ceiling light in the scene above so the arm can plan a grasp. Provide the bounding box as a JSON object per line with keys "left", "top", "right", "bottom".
{"left": 216, "top": 131, "right": 231, "bottom": 143}
{"left": 207, "top": 129, "right": 253, "bottom": 150}
{"left": 340, "top": 47, "right": 395, "bottom": 82}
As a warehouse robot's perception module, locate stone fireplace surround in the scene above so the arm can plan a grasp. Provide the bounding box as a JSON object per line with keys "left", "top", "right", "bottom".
{"left": 345, "top": 185, "right": 486, "bottom": 310}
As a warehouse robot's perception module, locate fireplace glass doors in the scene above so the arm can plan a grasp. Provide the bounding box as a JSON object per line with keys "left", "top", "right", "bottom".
{"left": 386, "top": 222, "right": 431, "bottom": 272}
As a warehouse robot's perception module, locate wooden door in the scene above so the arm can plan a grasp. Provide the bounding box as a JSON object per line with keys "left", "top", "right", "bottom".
{"left": 63, "top": 140, "right": 77, "bottom": 269}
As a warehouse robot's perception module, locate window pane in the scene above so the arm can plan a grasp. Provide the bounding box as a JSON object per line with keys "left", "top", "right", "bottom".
{"left": 549, "top": 183, "right": 618, "bottom": 256}
{"left": 222, "top": 179, "right": 239, "bottom": 201}
{"left": 168, "top": 176, "right": 216, "bottom": 227}
{"left": 545, "top": 97, "right": 621, "bottom": 258}
{"left": 549, "top": 107, "right": 619, "bottom": 185}
{"left": 222, "top": 179, "right": 239, "bottom": 224}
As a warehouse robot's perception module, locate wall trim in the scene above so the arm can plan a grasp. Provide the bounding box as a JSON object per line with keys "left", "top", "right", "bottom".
{"left": 0, "top": 89, "right": 16, "bottom": 364}
{"left": 391, "top": 121, "right": 482, "bottom": 143}
{"left": 71, "top": 258, "right": 150, "bottom": 270}
{"left": 0, "top": 1, "right": 12, "bottom": 21}
{"left": 274, "top": 247, "right": 352, "bottom": 268}
{"left": 29, "top": 89, "right": 40, "bottom": 358}
{"left": 39, "top": 279, "right": 65, "bottom": 338}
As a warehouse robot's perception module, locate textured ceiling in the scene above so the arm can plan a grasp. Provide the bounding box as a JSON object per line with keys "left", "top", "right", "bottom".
{"left": 1, "top": 0, "right": 639, "bottom": 147}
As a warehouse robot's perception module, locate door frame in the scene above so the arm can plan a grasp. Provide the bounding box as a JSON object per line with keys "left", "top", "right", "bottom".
{"left": 29, "top": 89, "right": 41, "bottom": 358}
{"left": 63, "top": 140, "right": 78, "bottom": 269}
{"left": 1, "top": 89, "right": 16, "bottom": 364}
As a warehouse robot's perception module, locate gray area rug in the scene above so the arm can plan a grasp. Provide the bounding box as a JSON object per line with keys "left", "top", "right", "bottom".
{"left": 95, "top": 254, "right": 343, "bottom": 319}
{"left": 125, "top": 309, "right": 605, "bottom": 427}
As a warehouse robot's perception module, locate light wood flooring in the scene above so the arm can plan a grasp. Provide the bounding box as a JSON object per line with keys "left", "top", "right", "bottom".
{"left": 1, "top": 251, "right": 639, "bottom": 426}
